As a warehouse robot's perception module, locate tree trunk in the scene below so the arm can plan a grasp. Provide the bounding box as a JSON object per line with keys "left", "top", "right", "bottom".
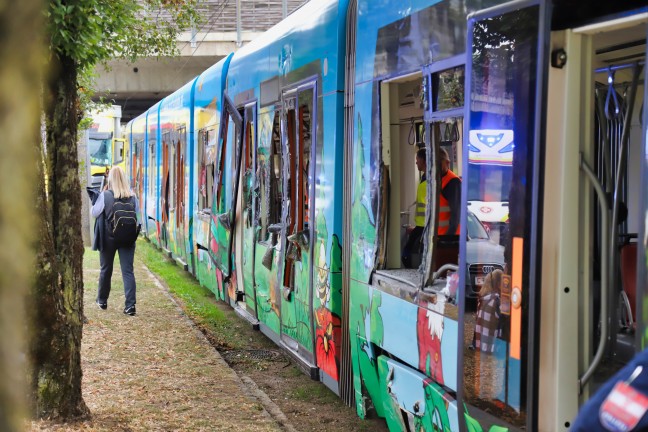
{"left": 31, "top": 52, "right": 88, "bottom": 420}
{"left": 0, "top": 1, "right": 43, "bottom": 430}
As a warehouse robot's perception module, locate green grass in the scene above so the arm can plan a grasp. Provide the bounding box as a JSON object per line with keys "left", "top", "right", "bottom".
{"left": 290, "top": 382, "right": 338, "bottom": 403}
{"left": 135, "top": 238, "right": 248, "bottom": 351}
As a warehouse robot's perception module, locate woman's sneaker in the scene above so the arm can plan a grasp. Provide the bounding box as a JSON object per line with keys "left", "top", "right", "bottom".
{"left": 96, "top": 300, "right": 107, "bottom": 310}
{"left": 123, "top": 306, "right": 136, "bottom": 316}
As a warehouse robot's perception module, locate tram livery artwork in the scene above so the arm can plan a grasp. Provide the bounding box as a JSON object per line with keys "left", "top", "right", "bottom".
{"left": 124, "top": 1, "right": 648, "bottom": 431}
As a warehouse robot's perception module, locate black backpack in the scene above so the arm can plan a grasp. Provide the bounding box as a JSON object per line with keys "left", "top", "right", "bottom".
{"left": 107, "top": 192, "right": 140, "bottom": 247}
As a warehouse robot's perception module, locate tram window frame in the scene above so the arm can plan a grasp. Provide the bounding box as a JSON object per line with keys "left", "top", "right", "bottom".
{"left": 133, "top": 139, "right": 143, "bottom": 192}
{"left": 281, "top": 83, "right": 315, "bottom": 255}
{"left": 147, "top": 136, "right": 155, "bottom": 199}
{"left": 376, "top": 72, "right": 429, "bottom": 275}
{"left": 216, "top": 116, "right": 231, "bottom": 212}
{"left": 197, "top": 126, "right": 217, "bottom": 213}
{"left": 176, "top": 126, "right": 186, "bottom": 226}
{"left": 284, "top": 97, "right": 298, "bottom": 272}
{"left": 369, "top": 60, "right": 466, "bottom": 288}
{"left": 297, "top": 89, "right": 314, "bottom": 233}
{"left": 161, "top": 130, "right": 172, "bottom": 223}
{"left": 258, "top": 108, "right": 283, "bottom": 244}
{"left": 421, "top": 56, "right": 466, "bottom": 288}
{"left": 168, "top": 130, "right": 177, "bottom": 213}
{"left": 241, "top": 102, "right": 257, "bottom": 233}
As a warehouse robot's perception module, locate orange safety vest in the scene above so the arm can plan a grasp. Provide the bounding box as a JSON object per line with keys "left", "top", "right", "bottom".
{"left": 438, "top": 170, "right": 460, "bottom": 235}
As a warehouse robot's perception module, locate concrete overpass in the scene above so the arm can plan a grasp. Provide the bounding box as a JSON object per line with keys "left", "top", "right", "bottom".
{"left": 94, "top": 0, "right": 308, "bottom": 123}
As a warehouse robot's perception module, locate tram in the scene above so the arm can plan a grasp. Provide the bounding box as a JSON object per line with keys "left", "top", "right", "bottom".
{"left": 124, "top": 1, "right": 648, "bottom": 430}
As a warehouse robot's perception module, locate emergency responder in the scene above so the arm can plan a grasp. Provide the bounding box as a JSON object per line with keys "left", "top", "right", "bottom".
{"left": 402, "top": 148, "right": 428, "bottom": 268}
{"left": 438, "top": 147, "right": 461, "bottom": 236}
{"left": 402, "top": 148, "right": 461, "bottom": 268}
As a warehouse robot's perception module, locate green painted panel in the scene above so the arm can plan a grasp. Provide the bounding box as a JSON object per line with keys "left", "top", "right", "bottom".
{"left": 254, "top": 243, "right": 281, "bottom": 334}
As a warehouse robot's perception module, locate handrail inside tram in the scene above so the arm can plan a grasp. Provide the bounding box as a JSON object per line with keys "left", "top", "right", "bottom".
{"left": 579, "top": 154, "right": 609, "bottom": 392}
{"left": 607, "top": 61, "right": 642, "bottom": 356}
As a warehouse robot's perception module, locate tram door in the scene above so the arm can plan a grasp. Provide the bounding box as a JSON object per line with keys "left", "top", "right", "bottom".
{"left": 210, "top": 94, "right": 243, "bottom": 294}
{"left": 461, "top": 2, "right": 549, "bottom": 431}
{"left": 161, "top": 131, "right": 171, "bottom": 251}
{"left": 278, "top": 84, "right": 317, "bottom": 365}
{"left": 253, "top": 107, "right": 283, "bottom": 337}
{"left": 233, "top": 102, "right": 258, "bottom": 316}
{"left": 171, "top": 127, "right": 188, "bottom": 268}
{"left": 135, "top": 139, "right": 146, "bottom": 236}
{"left": 147, "top": 119, "right": 157, "bottom": 244}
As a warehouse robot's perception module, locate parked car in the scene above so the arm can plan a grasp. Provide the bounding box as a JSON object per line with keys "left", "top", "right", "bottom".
{"left": 465, "top": 211, "right": 506, "bottom": 299}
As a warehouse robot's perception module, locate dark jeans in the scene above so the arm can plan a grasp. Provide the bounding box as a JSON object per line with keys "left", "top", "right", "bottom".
{"left": 402, "top": 226, "right": 424, "bottom": 269}
{"left": 98, "top": 242, "right": 136, "bottom": 309}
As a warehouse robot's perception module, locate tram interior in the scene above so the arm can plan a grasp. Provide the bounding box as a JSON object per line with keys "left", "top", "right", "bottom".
{"left": 379, "top": 73, "right": 466, "bottom": 276}
{"left": 379, "top": 73, "right": 429, "bottom": 272}
{"left": 588, "top": 20, "right": 646, "bottom": 385}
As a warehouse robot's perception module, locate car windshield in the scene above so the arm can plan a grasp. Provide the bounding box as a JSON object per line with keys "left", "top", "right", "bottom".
{"left": 467, "top": 212, "right": 489, "bottom": 240}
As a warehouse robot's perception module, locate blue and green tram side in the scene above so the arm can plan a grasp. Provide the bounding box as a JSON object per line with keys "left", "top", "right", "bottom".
{"left": 126, "top": 0, "right": 648, "bottom": 431}
{"left": 347, "top": 0, "right": 536, "bottom": 430}
{"left": 192, "top": 55, "right": 233, "bottom": 299}
{"left": 157, "top": 79, "right": 196, "bottom": 271}
{"left": 221, "top": 0, "right": 349, "bottom": 390}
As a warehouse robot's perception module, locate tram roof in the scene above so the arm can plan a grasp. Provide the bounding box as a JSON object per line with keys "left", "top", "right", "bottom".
{"left": 226, "top": 0, "right": 348, "bottom": 97}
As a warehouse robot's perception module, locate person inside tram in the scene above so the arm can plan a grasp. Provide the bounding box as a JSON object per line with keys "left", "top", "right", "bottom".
{"left": 402, "top": 148, "right": 427, "bottom": 268}
{"left": 402, "top": 147, "right": 463, "bottom": 268}
{"left": 438, "top": 147, "right": 461, "bottom": 237}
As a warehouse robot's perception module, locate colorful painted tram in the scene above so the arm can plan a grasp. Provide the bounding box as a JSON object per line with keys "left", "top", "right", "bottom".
{"left": 125, "top": 1, "right": 648, "bottom": 430}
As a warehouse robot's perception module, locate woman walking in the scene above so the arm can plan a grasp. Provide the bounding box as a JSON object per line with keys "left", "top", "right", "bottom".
{"left": 91, "top": 166, "right": 140, "bottom": 316}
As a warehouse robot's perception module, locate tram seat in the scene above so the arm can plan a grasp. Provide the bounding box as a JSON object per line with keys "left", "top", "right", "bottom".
{"left": 620, "top": 241, "right": 637, "bottom": 328}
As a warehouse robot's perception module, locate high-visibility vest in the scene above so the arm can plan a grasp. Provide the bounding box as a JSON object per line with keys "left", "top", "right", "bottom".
{"left": 438, "top": 170, "right": 460, "bottom": 235}
{"left": 415, "top": 178, "right": 426, "bottom": 227}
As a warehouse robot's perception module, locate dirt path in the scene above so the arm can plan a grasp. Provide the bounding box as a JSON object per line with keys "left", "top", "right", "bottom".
{"left": 31, "top": 251, "right": 284, "bottom": 432}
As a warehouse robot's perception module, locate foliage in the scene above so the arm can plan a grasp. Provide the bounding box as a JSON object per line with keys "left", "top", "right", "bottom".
{"left": 48, "top": 0, "right": 201, "bottom": 120}
{"left": 47, "top": 0, "right": 200, "bottom": 71}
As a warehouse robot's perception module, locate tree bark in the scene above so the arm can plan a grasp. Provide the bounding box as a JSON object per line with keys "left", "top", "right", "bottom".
{"left": 31, "top": 52, "right": 89, "bottom": 420}
{"left": 0, "top": 0, "right": 43, "bottom": 430}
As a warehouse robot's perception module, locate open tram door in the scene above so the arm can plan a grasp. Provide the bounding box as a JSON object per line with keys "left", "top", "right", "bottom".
{"left": 460, "top": 1, "right": 550, "bottom": 430}
{"left": 276, "top": 81, "right": 318, "bottom": 378}
{"left": 232, "top": 101, "right": 259, "bottom": 321}
{"left": 209, "top": 93, "right": 243, "bottom": 300}
{"left": 539, "top": 6, "right": 647, "bottom": 431}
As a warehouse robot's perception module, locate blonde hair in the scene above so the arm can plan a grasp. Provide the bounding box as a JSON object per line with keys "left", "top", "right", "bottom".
{"left": 108, "top": 166, "right": 133, "bottom": 199}
{"left": 479, "top": 268, "right": 503, "bottom": 297}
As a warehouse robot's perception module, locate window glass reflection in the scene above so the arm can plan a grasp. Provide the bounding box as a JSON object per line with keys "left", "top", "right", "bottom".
{"left": 433, "top": 66, "right": 465, "bottom": 111}
{"left": 463, "top": 5, "right": 540, "bottom": 430}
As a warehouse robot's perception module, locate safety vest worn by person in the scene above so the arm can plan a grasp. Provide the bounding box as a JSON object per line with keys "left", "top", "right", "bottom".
{"left": 439, "top": 170, "right": 460, "bottom": 235}
{"left": 415, "top": 177, "right": 426, "bottom": 227}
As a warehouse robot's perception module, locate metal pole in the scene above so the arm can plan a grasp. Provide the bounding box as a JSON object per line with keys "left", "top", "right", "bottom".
{"left": 282, "top": 0, "right": 288, "bottom": 18}
{"left": 236, "top": 0, "right": 242, "bottom": 47}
